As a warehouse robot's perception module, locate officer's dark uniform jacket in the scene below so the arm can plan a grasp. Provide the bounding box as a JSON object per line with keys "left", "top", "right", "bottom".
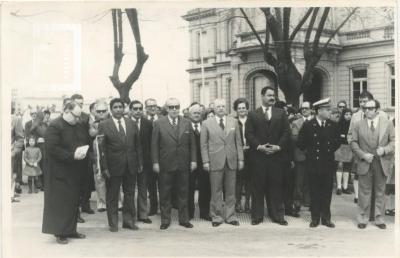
{"left": 297, "top": 118, "right": 340, "bottom": 172}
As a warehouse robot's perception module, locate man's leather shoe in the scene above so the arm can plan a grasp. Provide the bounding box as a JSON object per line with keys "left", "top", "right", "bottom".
{"left": 109, "top": 227, "right": 118, "bottom": 232}
{"left": 251, "top": 219, "right": 263, "bottom": 225}
{"left": 122, "top": 223, "right": 139, "bottom": 230}
{"left": 81, "top": 208, "right": 95, "bottom": 214}
{"left": 309, "top": 221, "right": 319, "bottom": 228}
{"left": 226, "top": 220, "right": 240, "bottom": 226}
{"left": 321, "top": 220, "right": 335, "bottom": 228}
{"left": 77, "top": 216, "right": 85, "bottom": 223}
{"left": 55, "top": 236, "right": 68, "bottom": 244}
{"left": 212, "top": 222, "right": 222, "bottom": 227}
{"left": 376, "top": 224, "right": 386, "bottom": 229}
{"left": 273, "top": 219, "right": 288, "bottom": 226}
{"left": 357, "top": 223, "right": 367, "bottom": 229}
{"left": 97, "top": 208, "right": 106, "bottom": 212}
{"left": 160, "top": 223, "right": 170, "bottom": 230}
{"left": 138, "top": 218, "right": 152, "bottom": 224}
{"left": 179, "top": 222, "right": 193, "bottom": 228}
{"left": 200, "top": 215, "right": 212, "bottom": 221}
{"left": 67, "top": 232, "right": 86, "bottom": 239}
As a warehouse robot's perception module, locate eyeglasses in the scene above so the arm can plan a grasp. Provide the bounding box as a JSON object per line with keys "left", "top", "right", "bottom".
{"left": 338, "top": 105, "right": 346, "bottom": 108}
{"left": 364, "top": 107, "right": 376, "bottom": 111}
{"left": 96, "top": 110, "right": 107, "bottom": 114}
{"left": 168, "top": 105, "right": 180, "bottom": 110}
{"left": 146, "top": 105, "right": 157, "bottom": 109}
{"left": 131, "top": 107, "right": 143, "bottom": 111}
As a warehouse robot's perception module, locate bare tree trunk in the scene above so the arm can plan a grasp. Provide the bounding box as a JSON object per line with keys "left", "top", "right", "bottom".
{"left": 109, "top": 8, "right": 149, "bottom": 104}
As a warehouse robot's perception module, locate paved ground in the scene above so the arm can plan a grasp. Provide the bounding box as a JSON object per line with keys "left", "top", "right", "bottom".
{"left": 11, "top": 186, "right": 396, "bottom": 258}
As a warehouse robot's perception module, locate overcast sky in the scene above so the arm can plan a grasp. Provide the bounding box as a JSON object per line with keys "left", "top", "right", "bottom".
{"left": 3, "top": 2, "right": 191, "bottom": 107}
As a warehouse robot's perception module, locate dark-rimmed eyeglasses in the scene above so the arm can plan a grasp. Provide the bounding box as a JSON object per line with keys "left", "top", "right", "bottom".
{"left": 168, "top": 105, "right": 180, "bottom": 110}
{"left": 96, "top": 110, "right": 107, "bottom": 114}
{"left": 364, "top": 107, "right": 376, "bottom": 111}
{"left": 338, "top": 105, "right": 346, "bottom": 108}
{"left": 146, "top": 105, "right": 157, "bottom": 109}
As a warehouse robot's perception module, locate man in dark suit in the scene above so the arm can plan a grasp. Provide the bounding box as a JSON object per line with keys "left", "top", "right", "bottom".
{"left": 245, "top": 86, "right": 290, "bottom": 226}
{"left": 188, "top": 103, "right": 211, "bottom": 221}
{"left": 145, "top": 98, "right": 161, "bottom": 215}
{"left": 129, "top": 100, "right": 152, "bottom": 224}
{"left": 297, "top": 98, "right": 340, "bottom": 228}
{"left": 99, "top": 98, "right": 143, "bottom": 232}
{"left": 151, "top": 98, "right": 197, "bottom": 230}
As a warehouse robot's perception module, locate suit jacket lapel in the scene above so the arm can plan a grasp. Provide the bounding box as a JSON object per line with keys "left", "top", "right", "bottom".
{"left": 178, "top": 117, "right": 186, "bottom": 139}
{"left": 124, "top": 118, "right": 132, "bottom": 142}
{"left": 378, "top": 116, "right": 386, "bottom": 144}
{"left": 108, "top": 118, "right": 124, "bottom": 144}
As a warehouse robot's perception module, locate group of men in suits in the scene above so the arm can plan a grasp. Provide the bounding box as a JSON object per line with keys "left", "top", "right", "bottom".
{"left": 41, "top": 85, "right": 394, "bottom": 244}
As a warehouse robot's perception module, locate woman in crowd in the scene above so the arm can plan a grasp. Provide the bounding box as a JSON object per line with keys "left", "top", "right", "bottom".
{"left": 203, "top": 108, "right": 215, "bottom": 120}
{"left": 335, "top": 108, "right": 353, "bottom": 195}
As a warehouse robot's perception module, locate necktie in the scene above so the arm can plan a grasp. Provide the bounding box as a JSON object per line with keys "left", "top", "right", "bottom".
{"left": 322, "top": 121, "right": 326, "bottom": 128}
{"left": 265, "top": 107, "right": 270, "bottom": 121}
{"left": 172, "top": 118, "right": 177, "bottom": 126}
{"left": 219, "top": 118, "right": 225, "bottom": 130}
{"left": 117, "top": 119, "right": 125, "bottom": 137}
{"left": 194, "top": 123, "right": 200, "bottom": 135}
{"left": 150, "top": 116, "right": 154, "bottom": 122}
{"left": 370, "top": 121, "right": 375, "bottom": 132}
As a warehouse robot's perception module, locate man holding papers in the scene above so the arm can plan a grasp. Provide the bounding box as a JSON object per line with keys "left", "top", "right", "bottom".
{"left": 42, "top": 101, "right": 90, "bottom": 245}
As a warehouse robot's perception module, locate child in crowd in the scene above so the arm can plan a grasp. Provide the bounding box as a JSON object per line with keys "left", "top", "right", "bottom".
{"left": 335, "top": 108, "right": 353, "bottom": 195}
{"left": 22, "top": 136, "right": 43, "bottom": 193}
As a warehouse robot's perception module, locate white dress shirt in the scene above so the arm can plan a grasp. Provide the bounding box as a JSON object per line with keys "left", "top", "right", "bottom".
{"left": 215, "top": 115, "right": 226, "bottom": 128}
{"left": 112, "top": 116, "right": 126, "bottom": 133}
{"left": 192, "top": 122, "right": 201, "bottom": 133}
{"left": 261, "top": 105, "right": 272, "bottom": 119}
{"left": 168, "top": 115, "right": 178, "bottom": 126}
{"left": 131, "top": 117, "right": 141, "bottom": 131}
{"left": 367, "top": 116, "right": 379, "bottom": 130}
{"left": 316, "top": 117, "right": 326, "bottom": 127}
{"left": 147, "top": 114, "right": 159, "bottom": 121}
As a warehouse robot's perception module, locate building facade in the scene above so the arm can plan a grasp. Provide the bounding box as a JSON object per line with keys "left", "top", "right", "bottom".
{"left": 182, "top": 8, "right": 395, "bottom": 115}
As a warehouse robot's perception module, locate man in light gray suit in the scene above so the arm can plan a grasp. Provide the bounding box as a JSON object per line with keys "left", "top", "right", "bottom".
{"left": 350, "top": 99, "right": 395, "bottom": 230}
{"left": 201, "top": 99, "right": 244, "bottom": 227}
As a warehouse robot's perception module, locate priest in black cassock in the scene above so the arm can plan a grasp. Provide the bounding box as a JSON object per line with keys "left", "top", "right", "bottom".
{"left": 42, "top": 101, "right": 90, "bottom": 244}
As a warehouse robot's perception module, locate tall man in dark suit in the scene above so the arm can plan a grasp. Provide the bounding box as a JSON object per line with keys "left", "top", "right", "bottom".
{"left": 129, "top": 100, "right": 152, "bottom": 224}
{"left": 297, "top": 98, "right": 340, "bottom": 228}
{"left": 145, "top": 98, "right": 161, "bottom": 215}
{"left": 99, "top": 98, "right": 143, "bottom": 232}
{"left": 350, "top": 99, "right": 395, "bottom": 229}
{"left": 245, "top": 86, "right": 290, "bottom": 226}
{"left": 187, "top": 104, "right": 211, "bottom": 221}
{"left": 151, "top": 98, "right": 197, "bottom": 230}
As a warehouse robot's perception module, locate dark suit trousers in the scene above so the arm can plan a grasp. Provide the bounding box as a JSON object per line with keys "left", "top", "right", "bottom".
{"left": 251, "top": 157, "right": 284, "bottom": 221}
{"left": 293, "top": 161, "right": 310, "bottom": 207}
{"left": 283, "top": 162, "right": 295, "bottom": 214}
{"left": 159, "top": 169, "right": 189, "bottom": 224}
{"left": 106, "top": 168, "right": 137, "bottom": 228}
{"left": 37, "top": 142, "right": 45, "bottom": 188}
{"left": 147, "top": 170, "right": 159, "bottom": 213}
{"left": 80, "top": 160, "right": 94, "bottom": 209}
{"left": 188, "top": 168, "right": 211, "bottom": 218}
{"left": 308, "top": 166, "right": 334, "bottom": 222}
{"left": 136, "top": 171, "right": 148, "bottom": 219}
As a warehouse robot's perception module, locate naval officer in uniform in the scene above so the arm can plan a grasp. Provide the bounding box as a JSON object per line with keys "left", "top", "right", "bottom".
{"left": 297, "top": 98, "right": 340, "bottom": 228}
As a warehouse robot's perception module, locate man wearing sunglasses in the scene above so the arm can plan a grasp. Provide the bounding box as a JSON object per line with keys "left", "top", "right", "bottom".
{"left": 145, "top": 98, "right": 161, "bottom": 216}
{"left": 129, "top": 100, "right": 153, "bottom": 224}
{"left": 337, "top": 100, "right": 347, "bottom": 114}
{"left": 350, "top": 99, "right": 394, "bottom": 230}
{"left": 151, "top": 98, "right": 197, "bottom": 230}
{"left": 347, "top": 91, "right": 389, "bottom": 218}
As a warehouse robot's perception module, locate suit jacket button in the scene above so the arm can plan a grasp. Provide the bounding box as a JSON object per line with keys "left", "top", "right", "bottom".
{"left": 317, "top": 149, "right": 320, "bottom": 152}
{"left": 316, "top": 156, "right": 319, "bottom": 160}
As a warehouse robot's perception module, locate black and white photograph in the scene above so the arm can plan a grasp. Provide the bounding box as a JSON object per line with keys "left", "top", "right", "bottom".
{"left": 2, "top": 1, "right": 398, "bottom": 257}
